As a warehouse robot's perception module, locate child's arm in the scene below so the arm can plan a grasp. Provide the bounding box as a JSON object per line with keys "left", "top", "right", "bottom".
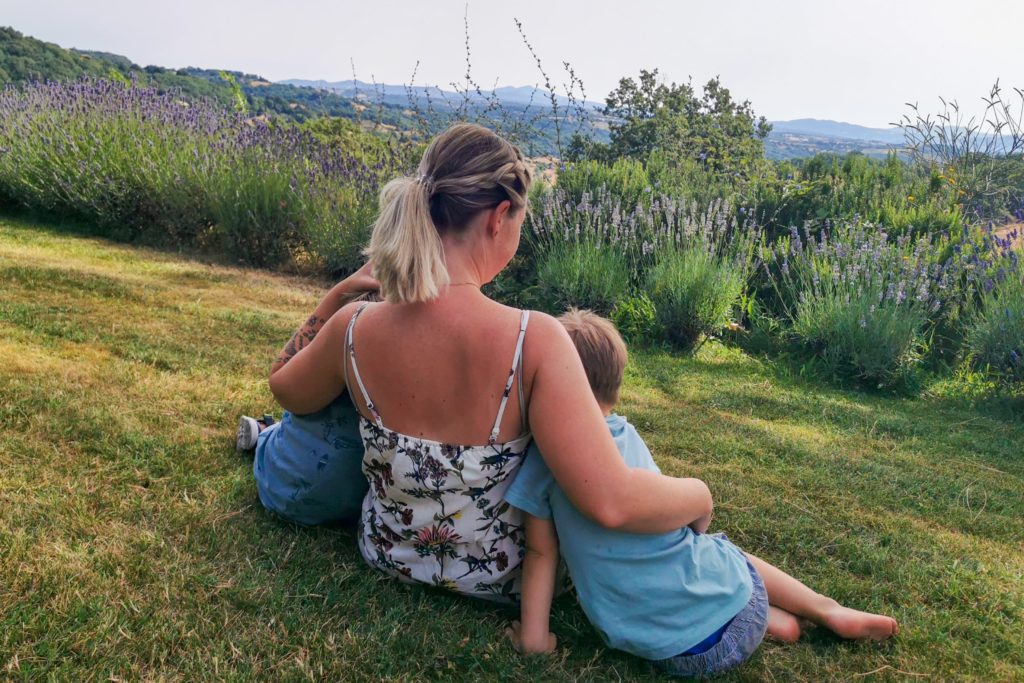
{"left": 270, "top": 262, "right": 378, "bottom": 375}
{"left": 506, "top": 514, "right": 559, "bottom": 655}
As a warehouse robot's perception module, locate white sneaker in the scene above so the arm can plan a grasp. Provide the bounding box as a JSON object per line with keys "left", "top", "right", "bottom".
{"left": 236, "top": 415, "right": 259, "bottom": 452}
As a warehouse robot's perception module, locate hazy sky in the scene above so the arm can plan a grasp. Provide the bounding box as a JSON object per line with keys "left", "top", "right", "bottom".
{"left": 3, "top": 0, "right": 1022, "bottom": 128}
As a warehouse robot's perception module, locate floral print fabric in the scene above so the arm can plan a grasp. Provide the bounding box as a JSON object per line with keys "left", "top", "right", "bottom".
{"left": 346, "top": 303, "right": 533, "bottom": 604}
{"left": 357, "top": 420, "right": 532, "bottom": 603}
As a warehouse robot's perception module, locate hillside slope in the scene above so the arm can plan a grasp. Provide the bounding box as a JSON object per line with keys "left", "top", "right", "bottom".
{"left": 0, "top": 26, "right": 399, "bottom": 123}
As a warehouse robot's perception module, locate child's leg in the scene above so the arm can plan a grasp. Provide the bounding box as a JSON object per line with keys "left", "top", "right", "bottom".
{"left": 745, "top": 552, "right": 898, "bottom": 641}
{"left": 766, "top": 606, "right": 802, "bottom": 643}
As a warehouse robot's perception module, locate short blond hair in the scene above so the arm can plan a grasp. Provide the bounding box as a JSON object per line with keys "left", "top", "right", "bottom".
{"left": 558, "top": 309, "right": 628, "bottom": 407}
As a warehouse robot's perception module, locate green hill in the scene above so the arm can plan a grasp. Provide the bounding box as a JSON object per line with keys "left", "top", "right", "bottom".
{"left": 0, "top": 26, "right": 109, "bottom": 82}
{"left": 0, "top": 26, "right": 410, "bottom": 125}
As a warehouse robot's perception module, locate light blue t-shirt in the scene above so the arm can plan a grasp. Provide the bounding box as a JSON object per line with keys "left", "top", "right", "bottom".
{"left": 504, "top": 414, "right": 753, "bottom": 660}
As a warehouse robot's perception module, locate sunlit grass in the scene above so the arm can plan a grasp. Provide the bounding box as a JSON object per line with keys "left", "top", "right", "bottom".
{"left": 2, "top": 215, "right": 1022, "bottom": 681}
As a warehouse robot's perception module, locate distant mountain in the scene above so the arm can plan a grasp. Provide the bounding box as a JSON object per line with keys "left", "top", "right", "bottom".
{"left": 281, "top": 78, "right": 602, "bottom": 111}
{"left": 2, "top": 26, "right": 923, "bottom": 161}
{"left": 280, "top": 77, "right": 612, "bottom": 154}
{"left": 770, "top": 118, "right": 905, "bottom": 145}
{"left": 764, "top": 119, "right": 906, "bottom": 160}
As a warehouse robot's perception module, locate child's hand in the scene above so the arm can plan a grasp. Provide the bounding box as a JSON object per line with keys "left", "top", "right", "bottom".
{"left": 505, "top": 620, "right": 557, "bottom": 655}
{"left": 342, "top": 261, "right": 379, "bottom": 293}
{"left": 688, "top": 511, "right": 712, "bottom": 535}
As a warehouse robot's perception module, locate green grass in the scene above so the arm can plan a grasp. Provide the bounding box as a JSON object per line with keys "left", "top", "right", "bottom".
{"left": 1, "top": 214, "right": 1022, "bottom": 681}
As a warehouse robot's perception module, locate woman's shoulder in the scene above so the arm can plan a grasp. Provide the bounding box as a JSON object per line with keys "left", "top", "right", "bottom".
{"left": 520, "top": 308, "right": 572, "bottom": 344}
{"left": 518, "top": 308, "right": 580, "bottom": 376}
{"left": 322, "top": 299, "right": 373, "bottom": 336}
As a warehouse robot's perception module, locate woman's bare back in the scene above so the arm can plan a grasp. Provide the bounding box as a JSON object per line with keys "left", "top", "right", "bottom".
{"left": 345, "top": 292, "right": 533, "bottom": 445}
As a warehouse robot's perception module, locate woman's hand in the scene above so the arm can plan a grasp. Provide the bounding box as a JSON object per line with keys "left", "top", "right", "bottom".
{"left": 688, "top": 509, "right": 713, "bottom": 535}
{"left": 269, "top": 301, "right": 360, "bottom": 414}
{"left": 505, "top": 620, "right": 557, "bottom": 655}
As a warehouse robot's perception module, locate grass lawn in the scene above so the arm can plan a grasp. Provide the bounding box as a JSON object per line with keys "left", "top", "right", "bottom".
{"left": 1, "top": 214, "right": 1022, "bottom": 681}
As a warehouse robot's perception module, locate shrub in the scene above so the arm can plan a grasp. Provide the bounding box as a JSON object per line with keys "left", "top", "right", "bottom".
{"left": 527, "top": 186, "right": 756, "bottom": 347}
{"left": 761, "top": 222, "right": 950, "bottom": 388}
{"left": 966, "top": 266, "right": 1024, "bottom": 383}
{"left": 790, "top": 285, "right": 930, "bottom": 388}
{"left": 555, "top": 158, "right": 651, "bottom": 208}
{"left": 0, "top": 79, "right": 401, "bottom": 271}
{"left": 611, "top": 294, "right": 659, "bottom": 343}
{"left": 876, "top": 200, "right": 963, "bottom": 237}
{"left": 647, "top": 249, "right": 747, "bottom": 350}
{"left": 527, "top": 187, "right": 750, "bottom": 283}
{"left": 537, "top": 242, "right": 631, "bottom": 314}
{"left": 726, "top": 152, "right": 965, "bottom": 242}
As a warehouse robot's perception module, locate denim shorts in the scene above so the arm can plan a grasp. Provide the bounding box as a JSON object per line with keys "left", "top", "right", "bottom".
{"left": 653, "top": 558, "right": 769, "bottom": 678}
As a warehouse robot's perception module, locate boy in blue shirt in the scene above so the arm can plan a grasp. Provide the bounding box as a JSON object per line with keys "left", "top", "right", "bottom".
{"left": 504, "top": 310, "right": 898, "bottom": 677}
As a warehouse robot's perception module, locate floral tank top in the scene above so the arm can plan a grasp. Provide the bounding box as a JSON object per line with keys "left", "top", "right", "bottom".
{"left": 345, "top": 304, "right": 532, "bottom": 604}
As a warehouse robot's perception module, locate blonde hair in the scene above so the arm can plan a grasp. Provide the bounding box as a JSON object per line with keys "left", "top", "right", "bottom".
{"left": 365, "top": 123, "right": 532, "bottom": 303}
{"left": 557, "top": 309, "right": 628, "bottom": 407}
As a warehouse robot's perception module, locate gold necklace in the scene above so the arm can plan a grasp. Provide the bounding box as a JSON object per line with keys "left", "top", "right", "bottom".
{"left": 446, "top": 282, "right": 482, "bottom": 288}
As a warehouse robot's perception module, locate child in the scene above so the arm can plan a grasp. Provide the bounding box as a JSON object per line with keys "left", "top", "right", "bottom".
{"left": 235, "top": 266, "right": 378, "bottom": 526}
{"left": 504, "top": 310, "right": 898, "bottom": 677}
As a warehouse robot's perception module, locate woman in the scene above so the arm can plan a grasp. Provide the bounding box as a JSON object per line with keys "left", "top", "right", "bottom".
{"left": 269, "top": 123, "right": 713, "bottom": 601}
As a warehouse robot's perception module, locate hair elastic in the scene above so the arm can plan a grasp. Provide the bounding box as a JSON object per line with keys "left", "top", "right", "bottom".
{"left": 416, "top": 174, "right": 435, "bottom": 194}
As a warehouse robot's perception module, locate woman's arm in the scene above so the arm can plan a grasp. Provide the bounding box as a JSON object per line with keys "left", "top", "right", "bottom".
{"left": 507, "top": 514, "right": 559, "bottom": 655}
{"left": 526, "top": 314, "right": 714, "bottom": 534}
{"left": 270, "top": 262, "right": 378, "bottom": 376}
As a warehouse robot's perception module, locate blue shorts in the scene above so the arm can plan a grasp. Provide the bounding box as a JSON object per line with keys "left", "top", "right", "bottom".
{"left": 253, "top": 394, "right": 368, "bottom": 526}
{"left": 654, "top": 558, "right": 769, "bottom": 678}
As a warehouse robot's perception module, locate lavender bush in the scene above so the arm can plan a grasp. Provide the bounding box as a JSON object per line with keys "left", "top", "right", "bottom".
{"left": 528, "top": 187, "right": 752, "bottom": 275}
{"left": 0, "top": 79, "right": 398, "bottom": 270}
{"left": 963, "top": 228, "right": 1023, "bottom": 383}
{"left": 536, "top": 241, "right": 631, "bottom": 314}
{"left": 528, "top": 187, "right": 755, "bottom": 346}
{"left": 760, "top": 221, "right": 954, "bottom": 387}
{"left": 647, "top": 205, "right": 756, "bottom": 349}
{"left": 648, "top": 248, "right": 749, "bottom": 350}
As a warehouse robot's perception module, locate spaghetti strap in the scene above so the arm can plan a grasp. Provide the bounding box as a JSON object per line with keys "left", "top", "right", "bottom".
{"left": 345, "top": 302, "right": 383, "bottom": 429}
{"left": 342, "top": 307, "right": 359, "bottom": 414}
{"left": 489, "top": 310, "right": 530, "bottom": 444}
{"left": 517, "top": 361, "right": 527, "bottom": 433}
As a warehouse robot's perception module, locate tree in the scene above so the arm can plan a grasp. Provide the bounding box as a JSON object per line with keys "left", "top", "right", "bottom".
{"left": 591, "top": 69, "right": 771, "bottom": 172}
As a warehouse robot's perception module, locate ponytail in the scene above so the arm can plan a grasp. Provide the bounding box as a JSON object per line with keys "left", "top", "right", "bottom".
{"left": 365, "top": 176, "right": 449, "bottom": 304}
{"left": 365, "top": 123, "right": 532, "bottom": 304}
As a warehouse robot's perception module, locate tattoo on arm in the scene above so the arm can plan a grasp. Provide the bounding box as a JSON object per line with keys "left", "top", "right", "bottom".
{"left": 273, "top": 314, "right": 326, "bottom": 369}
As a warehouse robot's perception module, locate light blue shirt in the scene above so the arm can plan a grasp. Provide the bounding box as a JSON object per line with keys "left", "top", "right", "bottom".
{"left": 504, "top": 414, "right": 752, "bottom": 660}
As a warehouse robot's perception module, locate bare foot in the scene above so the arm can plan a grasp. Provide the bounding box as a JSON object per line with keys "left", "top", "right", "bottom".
{"left": 820, "top": 601, "right": 899, "bottom": 641}
{"left": 766, "top": 606, "right": 801, "bottom": 643}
